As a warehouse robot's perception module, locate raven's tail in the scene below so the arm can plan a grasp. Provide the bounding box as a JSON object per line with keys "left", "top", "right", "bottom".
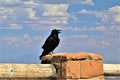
{"left": 39, "top": 55, "right": 43, "bottom": 60}
{"left": 39, "top": 50, "right": 49, "bottom": 60}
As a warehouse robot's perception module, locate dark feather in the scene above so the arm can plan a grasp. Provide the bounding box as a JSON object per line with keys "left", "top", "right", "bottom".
{"left": 39, "top": 29, "right": 61, "bottom": 60}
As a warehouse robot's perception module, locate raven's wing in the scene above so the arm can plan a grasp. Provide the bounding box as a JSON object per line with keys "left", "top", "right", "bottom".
{"left": 42, "top": 35, "right": 59, "bottom": 50}
{"left": 42, "top": 35, "right": 53, "bottom": 49}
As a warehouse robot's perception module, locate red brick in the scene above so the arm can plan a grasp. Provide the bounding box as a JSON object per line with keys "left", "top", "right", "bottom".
{"left": 80, "top": 61, "right": 104, "bottom": 78}
{"left": 88, "top": 53, "right": 103, "bottom": 60}
{"left": 66, "top": 61, "right": 80, "bottom": 78}
{"left": 41, "top": 52, "right": 104, "bottom": 79}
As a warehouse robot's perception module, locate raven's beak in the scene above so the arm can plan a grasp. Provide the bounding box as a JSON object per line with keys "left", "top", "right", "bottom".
{"left": 58, "top": 30, "right": 61, "bottom": 33}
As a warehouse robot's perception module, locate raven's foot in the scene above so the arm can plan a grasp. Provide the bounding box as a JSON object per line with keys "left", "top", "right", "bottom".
{"left": 52, "top": 51, "right": 54, "bottom": 54}
{"left": 49, "top": 53, "right": 52, "bottom": 55}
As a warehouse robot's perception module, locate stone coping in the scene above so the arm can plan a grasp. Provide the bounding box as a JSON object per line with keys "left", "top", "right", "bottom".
{"left": 42, "top": 52, "right": 102, "bottom": 63}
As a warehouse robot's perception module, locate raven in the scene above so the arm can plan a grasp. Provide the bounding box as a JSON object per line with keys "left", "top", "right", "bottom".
{"left": 39, "top": 29, "right": 61, "bottom": 60}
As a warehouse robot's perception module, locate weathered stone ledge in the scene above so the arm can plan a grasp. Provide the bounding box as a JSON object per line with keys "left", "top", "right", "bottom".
{"left": 41, "top": 52, "right": 104, "bottom": 80}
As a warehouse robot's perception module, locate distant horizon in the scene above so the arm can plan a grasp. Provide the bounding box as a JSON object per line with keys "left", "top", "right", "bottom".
{"left": 0, "top": 51, "right": 119, "bottom": 64}
{"left": 0, "top": 0, "right": 120, "bottom": 64}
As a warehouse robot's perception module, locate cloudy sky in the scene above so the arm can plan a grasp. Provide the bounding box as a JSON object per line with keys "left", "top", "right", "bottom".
{"left": 0, "top": 0, "right": 120, "bottom": 64}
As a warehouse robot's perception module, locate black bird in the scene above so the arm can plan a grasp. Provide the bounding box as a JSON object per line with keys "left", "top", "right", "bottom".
{"left": 39, "top": 29, "right": 61, "bottom": 60}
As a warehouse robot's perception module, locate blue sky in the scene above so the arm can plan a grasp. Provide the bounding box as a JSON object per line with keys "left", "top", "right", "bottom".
{"left": 0, "top": 0, "right": 120, "bottom": 64}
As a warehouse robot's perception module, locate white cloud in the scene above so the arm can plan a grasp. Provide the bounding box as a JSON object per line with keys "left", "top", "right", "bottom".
{"left": 37, "top": 18, "right": 67, "bottom": 25}
{"left": 61, "top": 35, "right": 89, "bottom": 47}
{"left": 79, "top": 0, "right": 94, "bottom": 5}
{"left": 101, "top": 40, "right": 110, "bottom": 46}
{"left": 0, "top": 23, "right": 22, "bottom": 29}
{"left": 103, "top": 25, "right": 120, "bottom": 35}
{"left": 79, "top": 5, "right": 120, "bottom": 24}
{"left": 1, "top": 15, "right": 7, "bottom": 20}
{"left": 31, "top": 25, "right": 68, "bottom": 31}
{"left": 24, "top": 8, "right": 37, "bottom": 19}
{"left": 9, "top": 23, "right": 22, "bottom": 29}
{"left": 0, "top": 0, "right": 93, "bottom": 8}
{"left": 108, "top": 5, "right": 120, "bottom": 23}
{"left": 0, "top": 7, "right": 14, "bottom": 15}
{"left": 87, "top": 39, "right": 97, "bottom": 46}
{"left": 42, "top": 4, "right": 69, "bottom": 24}
{"left": 0, "top": 36, "right": 21, "bottom": 47}
{"left": 43, "top": 4, "right": 69, "bottom": 17}
{"left": 0, "top": 7, "right": 37, "bottom": 22}
{"left": 0, "top": 0, "right": 20, "bottom": 5}
{"left": 32, "top": 35, "right": 42, "bottom": 41}
{"left": 0, "top": 7, "right": 16, "bottom": 23}
{"left": 79, "top": 9, "right": 89, "bottom": 14}
{"left": 40, "top": 0, "right": 94, "bottom": 5}
{"left": 0, "top": 34, "right": 42, "bottom": 48}
{"left": 0, "top": 2, "right": 69, "bottom": 28}
{"left": 24, "top": 0, "right": 38, "bottom": 6}
{"left": 70, "top": 35, "right": 88, "bottom": 38}
{"left": 72, "top": 25, "right": 120, "bottom": 33}
{"left": 61, "top": 34, "right": 115, "bottom": 48}
{"left": 32, "top": 26, "right": 74, "bottom": 31}
{"left": 24, "top": 4, "right": 69, "bottom": 26}
{"left": 0, "top": 0, "right": 94, "bottom": 29}
{"left": 22, "top": 34, "right": 32, "bottom": 44}
{"left": 67, "top": 26, "right": 106, "bottom": 31}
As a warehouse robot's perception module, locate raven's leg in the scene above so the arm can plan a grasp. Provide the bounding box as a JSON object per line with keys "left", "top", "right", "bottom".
{"left": 49, "top": 52, "right": 53, "bottom": 55}
{"left": 52, "top": 51, "right": 53, "bottom": 54}
{"left": 48, "top": 52, "right": 52, "bottom": 55}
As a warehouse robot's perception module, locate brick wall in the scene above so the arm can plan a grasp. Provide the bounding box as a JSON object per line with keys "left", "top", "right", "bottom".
{"left": 41, "top": 52, "right": 104, "bottom": 80}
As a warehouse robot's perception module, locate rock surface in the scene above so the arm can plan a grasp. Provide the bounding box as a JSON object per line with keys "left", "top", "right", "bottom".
{"left": 41, "top": 52, "right": 102, "bottom": 63}
{"left": 0, "top": 64, "right": 56, "bottom": 79}
{"left": 41, "top": 52, "right": 104, "bottom": 79}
